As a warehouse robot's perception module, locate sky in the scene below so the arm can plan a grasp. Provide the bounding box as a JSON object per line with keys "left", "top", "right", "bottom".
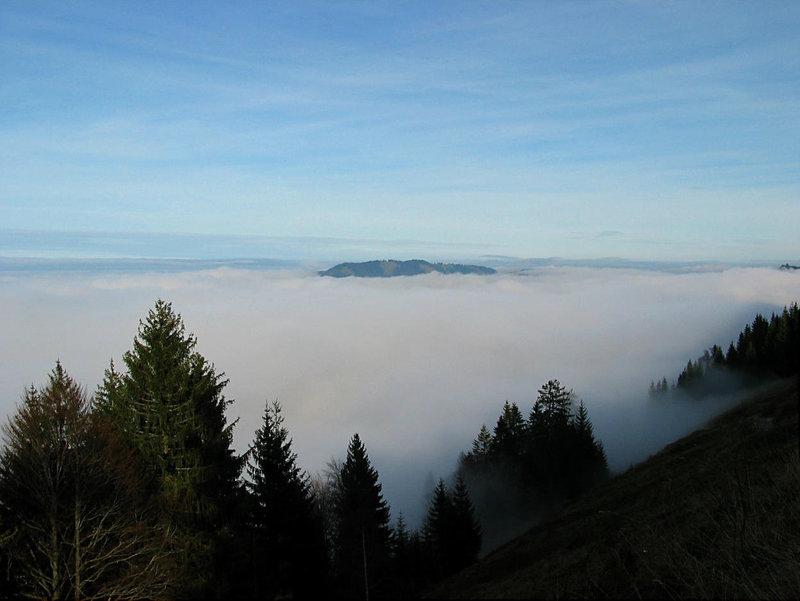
{"left": 2, "top": 1, "right": 799, "bottom": 262}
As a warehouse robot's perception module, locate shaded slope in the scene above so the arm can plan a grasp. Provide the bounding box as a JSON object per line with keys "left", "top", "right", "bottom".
{"left": 430, "top": 379, "right": 800, "bottom": 599}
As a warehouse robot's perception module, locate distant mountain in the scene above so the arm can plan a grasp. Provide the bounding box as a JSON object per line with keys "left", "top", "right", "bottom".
{"left": 319, "top": 259, "right": 496, "bottom": 278}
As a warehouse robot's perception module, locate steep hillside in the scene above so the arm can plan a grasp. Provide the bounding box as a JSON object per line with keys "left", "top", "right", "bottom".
{"left": 430, "top": 379, "right": 800, "bottom": 599}
{"left": 319, "top": 259, "right": 496, "bottom": 277}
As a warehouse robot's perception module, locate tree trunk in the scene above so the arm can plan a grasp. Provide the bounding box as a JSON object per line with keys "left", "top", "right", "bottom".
{"left": 362, "top": 526, "right": 369, "bottom": 601}
{"left": 74, "top": 491, "right": 81, "bottom": 601}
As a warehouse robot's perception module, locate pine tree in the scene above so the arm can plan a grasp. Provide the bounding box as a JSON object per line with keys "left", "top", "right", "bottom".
{"left": 492, "top": 401, "right": 525, "bottom": 457}
{"left": 450, "top": 474, "right": 482, "bottom": 570}
{"left": 471, "top": 424, "right": 494, "bottom": 456}
{"left": 334, "top": 433, "right": 392, "bottom": 599}
{"left": 96, "top": 299, "right": 244, "bottom": 596}
{"left": 390, "top": 513, "right": 425, "bottom": 596}
{"left": 246, "top": 400, "right": 328, "bottom": 597}
{"left": 568, "top": 400, "right": 609, "bottom": 492}
{"left": 423, "top": 479, "right": 455, "bottom": 578}
{"left": 422, "top": 475, "right": 481, "bottom": 581}
{"left": 528, "top": 379, "right": 574, "bottom": 435}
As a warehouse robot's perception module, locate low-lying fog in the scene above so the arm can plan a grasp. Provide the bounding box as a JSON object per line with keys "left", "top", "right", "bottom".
{"left": 1, "top": 262, "right": 798, "bottom": 526}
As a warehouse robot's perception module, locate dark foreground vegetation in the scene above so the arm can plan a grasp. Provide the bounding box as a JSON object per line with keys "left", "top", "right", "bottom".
{"left": 431, "top": 379, "right": 800, "bottom": 599}
{"left": 651, "top": 302, "right": 800, "bottom": 396}
{"left": 0, "top": 298, "right": 797, "bottom": 599}
{"left": 432, "top": 301, "right": 800, "bottom": 599}
{"left": 0, "top": 300, "right": 604, "bottom": 599}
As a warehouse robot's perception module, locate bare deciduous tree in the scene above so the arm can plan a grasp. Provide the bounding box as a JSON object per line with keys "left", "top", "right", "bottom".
{"left": 0, "top": 363, "right": 179, "bottom": 600}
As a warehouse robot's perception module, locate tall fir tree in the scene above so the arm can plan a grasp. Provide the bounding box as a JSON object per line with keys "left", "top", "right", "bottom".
{"left": 96, "top": 299, "right": 244, "bottom": 597}
{"left": 246, "top": 400, "right": 328, "bottom": 598}
{"left": 471, "top": 424, "right": 494, "bottom": 456}
{"left": 423, "top": 479, "right": 455, "bottom": 579}
{"left": 333, "top": 433, "right": 392, "bottom": 600}
{"left": 528, "top": 379, "right": 573, "bottom": 435}
{"left": 450, "top": 473, "right": 482, "bottom": 570}
{"left": 423, "top": 475, "right": 482, "bottom": 580}
{"left": 491, "top": 401, "right": 525, "bottom": 457}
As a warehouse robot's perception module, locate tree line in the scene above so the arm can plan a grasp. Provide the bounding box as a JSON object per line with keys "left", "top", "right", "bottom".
{"left": 458, "top": 381, "right": 608, "bottom": 551}
{"left": 650, "top": 302, "right": 800, "bottom": 397}
{"left": 0, "top": 299, "right": 609, "bottom": 599}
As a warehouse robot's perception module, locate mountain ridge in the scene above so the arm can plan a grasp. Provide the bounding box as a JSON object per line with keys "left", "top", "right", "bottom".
{"left": 319, "top": 259, "right": 496, "bottom": 278}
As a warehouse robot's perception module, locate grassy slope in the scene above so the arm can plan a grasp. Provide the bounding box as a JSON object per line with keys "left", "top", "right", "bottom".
{"left": 431, "top": 379, "right": 800, "bottom": 599}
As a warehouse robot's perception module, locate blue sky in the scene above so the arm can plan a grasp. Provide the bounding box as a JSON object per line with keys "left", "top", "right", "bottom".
{"left": 1, "top": 1, "right": 798, "bottom": 262}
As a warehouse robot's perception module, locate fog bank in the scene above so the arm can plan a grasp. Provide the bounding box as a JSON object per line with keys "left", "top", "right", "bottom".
{"left": 1, "top": 263, "right": 798, "bottom": 526}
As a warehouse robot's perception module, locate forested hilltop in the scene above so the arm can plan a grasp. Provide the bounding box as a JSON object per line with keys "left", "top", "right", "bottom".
{"left": 650, "top": 302, "right": 800, "bottom": 396}
{"left": 432, "top": 302, "right": 800, "bottom": 599}
{"left": 432, "top": 379, "right": 800, "bottom": 599}
{"left": 0, "top": 298, "right": 797, "bottom": 599}
{"left": 319, "top": 259, "right": 496, "bottom": 277}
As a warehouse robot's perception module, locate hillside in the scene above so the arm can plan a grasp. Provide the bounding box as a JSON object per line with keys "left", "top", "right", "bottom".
{"left": 430, "top": 379, "right": 800, "bottom": 599}
{"left": 319, "top": 259, "right": 496, "bottom": 278}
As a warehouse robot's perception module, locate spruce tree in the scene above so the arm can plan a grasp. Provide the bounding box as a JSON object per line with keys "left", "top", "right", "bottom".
{"left": 423, "top": 475, "right": 482, "bottom": 581}
{"left": 529, "top": 379, "right": 573, "bottom": 434}
{"left": 450, "top": 473, "right": 482, "bottom": 570}
{"left": 423, "top": 479, "right": 455, "bottom": 578}
{"left": 471, "top": 424, "right": 494, "bottom": 456}
{"left": 334, "top": 433, "right": 391, "bottom": 600}
{"left": 492, "top": 401, "right": 525, "bottom": 457}
{"left": 567, "top": 400, "right": 609, "bottom": 493}
{"left": 390, "top": 513, "right": 424, "bottom": 596}
{"left": 246, "top": 400, "right": 328, "bottom": 598}
{"left": 96, "top": 299, "right": 244, "bottom": 596}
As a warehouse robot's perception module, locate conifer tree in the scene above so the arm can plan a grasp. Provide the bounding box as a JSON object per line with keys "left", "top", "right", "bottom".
{"left": 492, "top": 401, "right": 525, "bottom": 457}
{"left": 390, "top": 513, "right": 425, "bottom": 596}
{"left": 529, "top": 379, "right": 573, "bottom": 434}
{"left": 333, "top": 433, "right": 391, "bottom": 599}
{"left": 568, "top": 400, "right": 609, "bottom": 491}
{"left": 471, "top": 424, "right": 494, "bottom": 456}
{"left": 96, "top": 299, "right": 244, "bottom": 596}
{"left": 423, "top": 475, "right": 481, "bottom": 580}
{"left": 246, "top": 400, "right": 328, "bottom": 597}
{"left": 423, "top": 479, "right": 455, "bottom": 578}
{"left": 450, "top": 474, "right": 482, "bottom": 570}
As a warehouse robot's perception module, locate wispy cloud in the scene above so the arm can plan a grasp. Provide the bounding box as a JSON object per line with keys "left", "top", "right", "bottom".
{"left": 2, "top": 2, "right": 799, "bottom": 260}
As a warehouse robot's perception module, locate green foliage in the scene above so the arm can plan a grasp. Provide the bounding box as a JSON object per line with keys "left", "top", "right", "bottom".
{"left": 423, "top": 475, "right": 481, "bottom": 579}
{"left": 529, "top": 379, "right": 573, "bottom": 433}
{"left": 434, "top": 380, "right": 800, "bottom": 600}
{"left": 471, "top": 424, "right": 493, "bottom": 456}
{"left": 459, "top": 380, "right": 608, "bottom": 551}
{"left": 653, "top": 302, "right": 800, "bottom": 397}
{"left": 333, "top": 433, "right": 392, "bottom": 599}
{"left": 96, "top": 299, "right": 244, "bottom": 596}
{"left": 423, "top": 479, "right": 456, "bottom": 578}
{"left": 246, "top": 400, "right": 328, "bottom": 597}
{"left": 491, "top": 401, "right": 525, "bottom": 457}
{"left": 450, "top": 474, "right": 482, "bottom": 568}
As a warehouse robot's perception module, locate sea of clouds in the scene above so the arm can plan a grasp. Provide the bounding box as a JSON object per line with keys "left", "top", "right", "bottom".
{"left": 2, "top": 262, "right": 799, "bottom": 526}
